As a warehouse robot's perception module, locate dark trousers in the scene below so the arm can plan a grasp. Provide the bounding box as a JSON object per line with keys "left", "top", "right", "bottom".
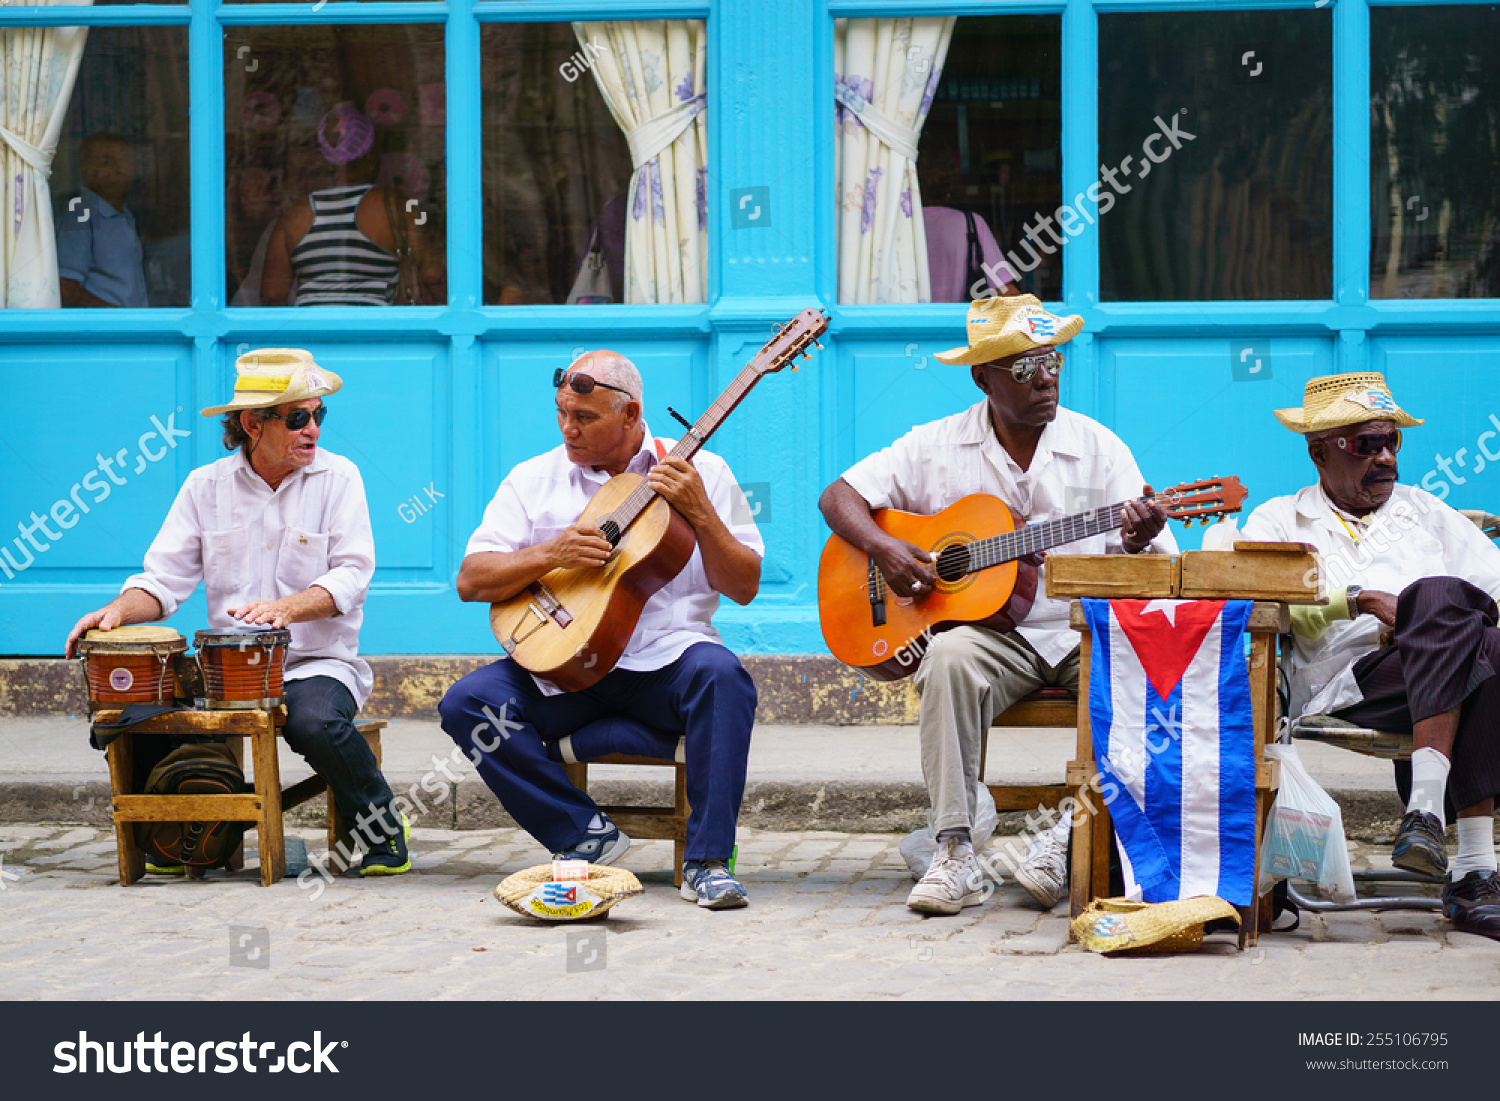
{"left": 438, "top": 642, "right": 757, "bottom": 861}
{"left": 130, "top": 675, "right": 397, "bottom": 838}
{"left": 1333, "top": 576, "right": 1500, "bottom": 812}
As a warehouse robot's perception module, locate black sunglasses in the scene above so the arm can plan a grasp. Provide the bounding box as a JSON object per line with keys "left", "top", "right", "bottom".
{"left": 553, "top": 368, "right": 632, "bottom": 398}
{"left": 262, "top": 405, "right": 327, "bottom": 431}
{"left": 1333, "top": 429, "right": 1401, "bottom": 458}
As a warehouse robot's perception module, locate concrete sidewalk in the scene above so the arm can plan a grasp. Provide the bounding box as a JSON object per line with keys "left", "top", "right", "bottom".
{"left": 0, "top": 716, "right": 1408, "bottom": 838}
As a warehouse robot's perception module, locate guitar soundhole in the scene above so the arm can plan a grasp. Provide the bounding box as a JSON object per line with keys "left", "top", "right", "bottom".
{"left": 934, "top": 543, "right": 971, "bottom": 583}
{"left": 598, "top": 518, "right": 621, "bottom": 547}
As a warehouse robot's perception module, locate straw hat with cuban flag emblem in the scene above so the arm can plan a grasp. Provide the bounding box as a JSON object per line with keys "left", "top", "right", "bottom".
{"left": 1272, "top": 372, "right": 1422, "bottom": 435}
{"left": 200, "top": 348, "right": 343, "bottom": 418}
{"left": 933, "top": 294, "right": 1085, "bottom": 367}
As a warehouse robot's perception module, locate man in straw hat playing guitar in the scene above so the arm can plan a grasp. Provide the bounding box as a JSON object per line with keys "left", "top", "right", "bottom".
{"left": 64, "top": 349, "right": 411, "bottom": 877}
{"left": 1242, "top": 373, "right": 1500, "bottom": 939}
{"left": 819, "top": 295, "right": 1175, "bottom": 915}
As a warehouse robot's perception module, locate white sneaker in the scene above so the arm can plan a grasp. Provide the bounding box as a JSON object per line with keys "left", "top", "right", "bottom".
{"left": 1014, "top": 820, "right": 1069, "bottom": 910}
{"left": 906, "top": 835, "right": 985, "bottom": 915}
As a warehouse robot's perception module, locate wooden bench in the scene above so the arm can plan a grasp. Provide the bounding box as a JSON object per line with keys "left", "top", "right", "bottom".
{"left": 983, "top": 687, "right": 1075, "bottom": 814}
{"left": 97, "top": 705, "right": 385, "bottom": 886}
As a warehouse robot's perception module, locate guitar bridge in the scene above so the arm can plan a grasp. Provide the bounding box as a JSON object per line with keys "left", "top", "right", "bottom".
{"left": 868, "top": 556, "right": 887, "bottom": 628}
{"left": 499, "top": 582, "right": 573, "bottom": 656}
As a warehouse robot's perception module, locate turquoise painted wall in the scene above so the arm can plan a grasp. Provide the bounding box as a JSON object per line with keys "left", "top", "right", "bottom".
{"left": 2, "top": 0, "right": 1498, "bottom": 657}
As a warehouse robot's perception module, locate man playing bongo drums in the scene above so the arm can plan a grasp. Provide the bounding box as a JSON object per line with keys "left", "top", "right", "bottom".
{"left": 63, "top": 348, "right": 409, "bottom": 876}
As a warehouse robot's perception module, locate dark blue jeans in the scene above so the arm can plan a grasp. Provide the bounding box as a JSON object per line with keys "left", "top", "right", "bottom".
{"left": 438, "top": 642, "right": 757, "bottom": 861}
{"left": 281, "top": 676, "right": 398, "bottom": 839}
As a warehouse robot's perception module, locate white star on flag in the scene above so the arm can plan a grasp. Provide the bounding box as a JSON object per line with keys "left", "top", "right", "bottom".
{"left": 1140, "top": 599, "right": 1191, "bottom": 627}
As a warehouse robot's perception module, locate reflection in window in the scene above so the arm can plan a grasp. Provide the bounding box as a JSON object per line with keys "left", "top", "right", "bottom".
{"left": 482, "top": 21, "right": 706, "bottom": 305}
{"left": 1098, "top": 10, "right": 1332, "bottom": 301}
{"left": 917, "top": 15, "right": 1061, "bottom": 301}
{"left": 1371, "top": 6, "right": 1500, "bottom": 299}
{"left": 224, "top": 25, "right": 446, "bottom": 307}
{"left": 481, "top": 23, "right": 632, "bottom": 305}
{"left": 52, "top": 27, "right": 190, "bottom": 308}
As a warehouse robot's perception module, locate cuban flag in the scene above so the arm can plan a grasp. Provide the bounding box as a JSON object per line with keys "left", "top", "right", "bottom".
{"left": 542, "top": 883, "right": 579, "bottom": 906}
{"left": 1083, "top": 598, "right": 1257, "bottom": 906}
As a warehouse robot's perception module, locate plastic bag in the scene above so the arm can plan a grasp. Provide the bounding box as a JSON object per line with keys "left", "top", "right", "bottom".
{"left": 900, "top": 781, "right": 1000, "bottom": 880}
{"left": 1258, "top": 743, "right": 1356, "bottom": 903}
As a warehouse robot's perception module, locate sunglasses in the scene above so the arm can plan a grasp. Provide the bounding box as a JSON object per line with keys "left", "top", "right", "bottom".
{"left": 1332, "top": 429, "right": 1401, "bottom": 458}
{"left": 553, "top": 368, "right": 633, "bottom": 398}
{"left": 989, "top": 350, "right": 1064, "bottom": 384}
{"left": 262, "top": 405, "right": 327, "bottom": 431}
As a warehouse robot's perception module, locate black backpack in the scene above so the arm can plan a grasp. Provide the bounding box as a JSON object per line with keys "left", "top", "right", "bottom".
{"left": 137, "top": 742, "right": 251, "bottom": 870}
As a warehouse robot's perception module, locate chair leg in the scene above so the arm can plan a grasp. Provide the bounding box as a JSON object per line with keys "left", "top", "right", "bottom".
{"left": 254, "top": 713, "right": 285, "bottom": 886}
{"left": 106, "top": 736, "right": 144, "bottom": 886}
{"left": 674, "top": 762, "right": 689, "bottom": 888}
{"left": 226, "top": 734, "right": 245, "bottom": 873}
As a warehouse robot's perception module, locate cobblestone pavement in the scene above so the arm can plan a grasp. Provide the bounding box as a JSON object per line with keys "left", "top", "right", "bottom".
{"left": 2, "top": 825, "right": 1499, "bottom": 1000}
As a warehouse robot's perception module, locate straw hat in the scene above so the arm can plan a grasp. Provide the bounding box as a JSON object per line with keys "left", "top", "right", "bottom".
{"left": 933, "top": 294, "right": 1085, "bottom": 367}
{"left": 200, "top": 348, "right": 343, "bottom": 418}
{"left": 1273, "top": 372, "right": 1422, "bottom": 435}
{"left": 1070, "top": 895, "right": 1240, "bottom": 955}
{"left": 494, "top": 864, "right": 644, "bottom": 922}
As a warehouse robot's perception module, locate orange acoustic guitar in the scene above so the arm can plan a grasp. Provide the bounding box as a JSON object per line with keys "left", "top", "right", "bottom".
{"left": 817, "top": 478, "right": 1247, "bottom": 681}
{"left": 490, "top": 307, "right": 830, "bottom": 692}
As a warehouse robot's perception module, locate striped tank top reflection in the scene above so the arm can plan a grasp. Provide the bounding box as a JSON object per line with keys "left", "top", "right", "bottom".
{"left": 289, "top": 184, "right": 402, "bottom": 306}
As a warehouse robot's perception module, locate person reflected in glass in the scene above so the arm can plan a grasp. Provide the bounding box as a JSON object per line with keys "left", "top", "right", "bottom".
{"left": 57, "top": 133, "right": 149, "bottom": 308}
{"left": 260, "top": 105, "right": 440, "bottom": 306}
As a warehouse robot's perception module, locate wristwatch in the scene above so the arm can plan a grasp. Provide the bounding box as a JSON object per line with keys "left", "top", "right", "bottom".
{"left": 1345, "top": 584, "right": 1363, "bottom": 617}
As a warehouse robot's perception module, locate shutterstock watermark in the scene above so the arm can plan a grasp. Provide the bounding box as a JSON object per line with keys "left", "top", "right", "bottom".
{"left": 0, "top": 411, "right": 190, "bottom": 587}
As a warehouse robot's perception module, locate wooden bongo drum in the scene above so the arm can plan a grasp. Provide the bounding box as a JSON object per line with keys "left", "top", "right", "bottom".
{"left": 76, "top": 626, "right": 186, "bottom": 712}
{"left": 194, "top": 628, "right": 292, "bottom": 710}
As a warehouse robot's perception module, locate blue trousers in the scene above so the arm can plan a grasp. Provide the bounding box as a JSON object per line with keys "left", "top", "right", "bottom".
{"left": 438, "top": 642, "right": 756, "bottom": 861}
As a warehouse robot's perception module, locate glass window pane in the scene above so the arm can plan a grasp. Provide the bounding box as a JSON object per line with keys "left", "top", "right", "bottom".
{"left": 1098, "top": 10, "right": 1332, "bottom": 301}
{"left": 1371, "top": 5, "right": 1500, "bottom": 299}
{"left": 46, "top": 26, "right": 190, "bottom": 308}
{"left": 916, "top": 14, "right": 1062, "bottom": 302}
{"left": 224, "top": 25, "right": 446, "bottom": 307}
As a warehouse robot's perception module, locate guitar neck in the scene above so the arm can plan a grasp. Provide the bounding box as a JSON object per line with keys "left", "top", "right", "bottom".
{"left": 612, "top": 366, "right": 763, "bottom": 531}
{"left": 968, "top": 499, "right": 1137, "bottom": 570}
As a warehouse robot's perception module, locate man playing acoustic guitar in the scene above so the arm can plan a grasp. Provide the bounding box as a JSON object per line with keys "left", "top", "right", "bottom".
{"left": 818, "top": 295, "right": 1175, "bottom": 915}
{"left": 439, "top": 351, "right": 764, "bottom": 909}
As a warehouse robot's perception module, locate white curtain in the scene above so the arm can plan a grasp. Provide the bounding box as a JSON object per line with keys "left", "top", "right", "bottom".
{"left": 0, "top": 0, "right": 91, "bottom": 308}
{"left": 574, "top": 20, "right": 707, "bottom": 304}
{"left": 835, "top": 17, "right": 954, "bottom": 304}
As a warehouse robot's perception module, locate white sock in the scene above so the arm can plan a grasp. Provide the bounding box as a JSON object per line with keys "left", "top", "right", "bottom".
{"left": 587, "top": 813, "right": 605, "bottom": 832}
{"left": 1452, "top": 818, "right": 1498, "bottom": 879}
{"left": 1407, "top": 746, "right": 1451, "bottom": 826}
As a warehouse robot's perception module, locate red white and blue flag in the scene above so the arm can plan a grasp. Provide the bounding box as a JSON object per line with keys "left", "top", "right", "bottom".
{"left": 1083, "top": 598, "right": 1257, "bottom": 906}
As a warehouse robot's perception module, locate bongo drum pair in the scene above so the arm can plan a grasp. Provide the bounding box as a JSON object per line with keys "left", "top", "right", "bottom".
{"left": 77, "top": 626, "right": 292, "bottom": 711}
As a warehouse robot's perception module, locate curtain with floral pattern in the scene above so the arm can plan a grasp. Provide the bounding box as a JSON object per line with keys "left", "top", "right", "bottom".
{"left": 574, "top": 20, "right": 707, "bottom": 304}
{"left": 835, "top": 16, "right": 954, "bottom": 304}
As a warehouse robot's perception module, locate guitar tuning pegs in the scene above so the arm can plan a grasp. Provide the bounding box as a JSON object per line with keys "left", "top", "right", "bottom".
{"left": 814, "top": 342, "right": 825, "bottom": 351}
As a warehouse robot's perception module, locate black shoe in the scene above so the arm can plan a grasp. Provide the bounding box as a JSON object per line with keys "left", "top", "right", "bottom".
{"left": 359, "top": 814, "right": 411, "bottom": 877}
{"left": 1392, "top": 810, "right": 1448, "bottom": 877}
{"left": 1443, "top": 870, "right": 1500, "bottom": 939}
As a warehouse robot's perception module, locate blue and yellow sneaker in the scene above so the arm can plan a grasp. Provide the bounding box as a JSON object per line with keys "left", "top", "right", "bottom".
{"left": 359, "top": 813, "right": 412, "bottom": 877}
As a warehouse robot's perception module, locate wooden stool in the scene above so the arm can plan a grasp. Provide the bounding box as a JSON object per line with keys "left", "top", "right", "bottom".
{"left": 563, "top": 738, "right": 689, "bottom": 887}
{"left": 983, "top": 688, "right": 1076, "bottom": 813}
{"left": 98, "top": 706, "right": 385, "bottom": 886}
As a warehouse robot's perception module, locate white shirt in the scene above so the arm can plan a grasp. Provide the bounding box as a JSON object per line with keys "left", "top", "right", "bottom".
{"left": 1242, "top": 482, "right": 1500, "bottom": 719}
{"left": 466, "top": 420, "right": 765, "bottom": 693}
{"left": 123, "top": 447, "right": 376, "bottom": 707}
{"left": 840, "top": 401, "right": 1177, "bottom": 666}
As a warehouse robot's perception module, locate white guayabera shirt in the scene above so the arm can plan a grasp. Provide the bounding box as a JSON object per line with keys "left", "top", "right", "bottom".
{"left": 840, "top": 401, "right": 1178, "bottom": 667}
{"left": 123, "top": 447, "right": 376, "bottom": 707}
{"left": 467, "top": 419, "right": 765, "bottom": 695}
{"left": 1242, "top": 482, "right": 1500, "bottom": 719}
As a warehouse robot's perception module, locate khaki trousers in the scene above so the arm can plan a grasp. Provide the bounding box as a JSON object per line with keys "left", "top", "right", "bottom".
{"left": 912, "top": 626, "right": 1080, "bottom": 833}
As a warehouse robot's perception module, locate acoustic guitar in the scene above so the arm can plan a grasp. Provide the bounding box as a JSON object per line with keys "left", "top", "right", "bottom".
{"left": 817, "top": 478, "right": 1247, "bottom": 680}
{"left": 491, "top": 307, "right": 830, "bottom": 692}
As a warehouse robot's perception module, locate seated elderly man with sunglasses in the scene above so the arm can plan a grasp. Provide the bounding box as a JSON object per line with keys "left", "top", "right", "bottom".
{"left": 439, "top": 350, "right": 763, "bottom": 909}
{"left": 64, "top": 349, "right": 410, "bottom": 877}
{"left": 818, "top": 296, "right": 1176, "bottom": 916}
{"left": 1242, "top": 373, "right": 1500, "bottom": 939}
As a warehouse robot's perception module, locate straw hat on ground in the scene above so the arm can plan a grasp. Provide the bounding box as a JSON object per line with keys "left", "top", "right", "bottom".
{"left": 1071, "top": 895, "right": 1240, "bottom": 954}
{"left": 1273, "top": 372, "right": 1422, "bottom": 435}
{"left": 200, "top": 348, "right": 343, "bottom": 418}
{"left": 933, "top": 294, "right": 1085, "bottom": 367}
{"left": 494, "top": 864, "right": 644, "bottom": 921}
